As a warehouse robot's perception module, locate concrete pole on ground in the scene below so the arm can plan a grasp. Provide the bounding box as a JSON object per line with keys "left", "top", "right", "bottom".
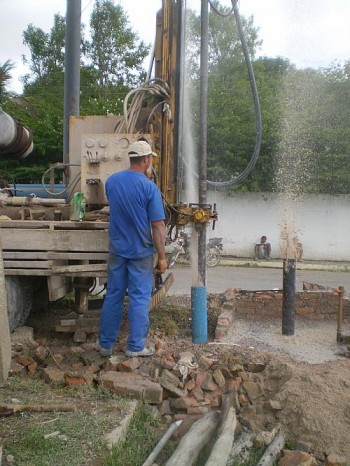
{"left": 0, "top": 237, "right": 11, "bottom": 382}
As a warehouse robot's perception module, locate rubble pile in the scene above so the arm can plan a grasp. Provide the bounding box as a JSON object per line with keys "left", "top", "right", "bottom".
{"left": 7, "top": 326, "right": 348, "bottom": 465}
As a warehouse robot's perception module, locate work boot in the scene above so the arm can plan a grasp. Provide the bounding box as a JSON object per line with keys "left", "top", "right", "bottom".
{"left": 125, "top": 347, "right": 155, "bottom": 358}
{"left": 96, "top": 343, "right": 112, "bottom": 357}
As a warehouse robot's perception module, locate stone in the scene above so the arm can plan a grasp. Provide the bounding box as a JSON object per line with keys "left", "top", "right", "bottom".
{"left": 201, "top": 374, "right": 219, "bottom": 392}
{"left": 17, "top": 355, "right": 33, "bottom": 367}
{"left": 197, "top": 355, "right": 214, "bottom": 370}
{"left": 64, "top": 370, "right": 95, "bottom": 387}
{"left": 10, "top": 326, "right": 37, "bottom": 348}
{"left": 226, "top": 376, "right": 242, "bottom": 392}
{"left": 212, "top": 369, "right": 226, "bottom": 389}
{"left": 191, "top": 387, "right": 205, "bottom": 401}
{"left": 204, "top": 392, "right": 222, "bottom": 408}
{"left": 185, "top": 379, "right": 195, "bottom": 391}
{"left": 160, "top": 355, "right": 176, "bottom": 370}
{"left": 73, "top": 331, "right": 87, "bottom": 343}
{"left": 159, "top": 400, "right": 172, "bottom": 416}
{"left": 325, "top": 453, "right": 347, "bottom": 466}
{"left": 117, "top": 358, "right": 142, "bottom": 372}
{"left": 40, "top": 368, "right": 65, "bottom": 387}
{"left": 32, "top": 345, "right": 49, "bottom": 363}
{"left": 254, "top": 426, "right": 280, "bottom": 446}
{"left": 80, "top": 350, "right": 106, "bottom": 366}
{"left": 99, "top": 371, "right": 163, "bottom": 404}
{"left": 27, "top": 361, "right": 38, "bottom": 374}
{"left": 160, "top": 369, "right": 181, "bottom": 386}
{"left": 267, "top": 399, "right": 282, "bottom": 411}
{"left": 246, "top": 362, "right": 266, "bottom": 373}
{"left": 71, "top": 362, "right": 85, "bottom": 371}
{"left": 159, "top": 370, "right": 187, "bottom": 398}
{"left": 9, "top": 360, "right": 27, "bottom": 377}
{"left": 279, "top": 450, "right": 318, "bottom": 466}
{"left": 242, "top": 381, "right": 262, "bottom": 402}
{"left": 52, "top": 353, "right": 65, "bottom": 365}
{"left": 87, "top": 363, "right": 101, "bottom": 374}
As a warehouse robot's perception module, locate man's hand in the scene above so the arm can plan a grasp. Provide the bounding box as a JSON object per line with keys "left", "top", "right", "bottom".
{"left": 151, "top": 220, "right": 167, "bottom": 273}
{"left": 157, "top": 257, "right": 167, "bottom": 274}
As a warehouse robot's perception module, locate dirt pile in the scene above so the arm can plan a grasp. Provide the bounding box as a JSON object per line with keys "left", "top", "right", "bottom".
{"left": 2, "top": 294, "right": 350, "bottom": 465}
{"left": 4, "top": 322, "right": 350, "bottom": 464}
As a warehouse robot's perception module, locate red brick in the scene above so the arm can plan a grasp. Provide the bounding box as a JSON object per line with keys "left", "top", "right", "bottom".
{"left": 99, "top": 371, "right": 163, "bottom": 404}
{"left": 117, "top": 358, "right": 142, "bottom": 372}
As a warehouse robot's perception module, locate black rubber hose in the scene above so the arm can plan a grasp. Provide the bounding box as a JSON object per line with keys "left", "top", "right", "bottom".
{"left": 206, "top": 0, "right": 262, "bottom": 188}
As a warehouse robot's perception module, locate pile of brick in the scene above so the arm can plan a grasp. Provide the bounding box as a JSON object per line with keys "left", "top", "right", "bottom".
{"left": 8, "top": 326, "right": 348, "bottom": 465}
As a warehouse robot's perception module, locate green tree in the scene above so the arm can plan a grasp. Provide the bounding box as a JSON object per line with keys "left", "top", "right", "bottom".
{"left": 22, "top": 14, "right": 66, "bottom": 84}
{"left": 88, "top": 0, "right": 150, "bottom": 87}
{"left": 0, "top": 60, "right": 15, "bottom": 103}
{"left": 0, "top": 0, "right": 150, "bottom": 184}
{"left": 184, "top": 4, "right": 266, "bottom": 189}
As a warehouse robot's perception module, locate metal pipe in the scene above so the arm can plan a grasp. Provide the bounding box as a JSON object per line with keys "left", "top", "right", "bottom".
{"left": 191, "top": 285, "right": 208, "bottom": 343}
{"left": 142, "top": 420, "right": 182, "bottom": 466}
{"left": 63, "top": 0, "right": 81, "bottom": 165}
{"left": 0, "top": 197, "right": 66, "bottom": 206}
{"left": 198, "top": 0, "right": 209, "bottom": 287}
{"left": 191, "top": 0, "right": 209, "bottom": 344}
{"left": 282, "top": 259, "right": 296, "bottom": 336}
{"left": 0, "top": 109, "right": 33, "bottom": 159}
{"left": 176, "top": 0, "right": 186, "bottom": 203}
{"left": 337, "top": 285, "right": 344, "bottom": 342}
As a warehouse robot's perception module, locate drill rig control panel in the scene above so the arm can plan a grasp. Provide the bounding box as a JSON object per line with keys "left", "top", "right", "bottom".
{"left": 80, "top": 133, "right": 153, "bottom": 205}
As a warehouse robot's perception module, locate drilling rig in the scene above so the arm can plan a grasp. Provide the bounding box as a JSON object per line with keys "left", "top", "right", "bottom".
{"left": 0, "top": 0, "right": 218, "bottom": 335}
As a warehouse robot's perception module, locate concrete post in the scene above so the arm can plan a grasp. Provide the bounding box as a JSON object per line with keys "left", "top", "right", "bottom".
{"left": 0, "top": 238, "right": 11, "bottom": 382}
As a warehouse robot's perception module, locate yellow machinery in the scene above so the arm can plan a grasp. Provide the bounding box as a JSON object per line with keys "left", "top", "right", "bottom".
{"left": 0, "top": 0, "right": 218, "bottom": 334}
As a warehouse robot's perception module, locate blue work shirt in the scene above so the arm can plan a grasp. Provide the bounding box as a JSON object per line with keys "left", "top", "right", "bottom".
{"left": 106, "top": 169, "right": 165, "bottom": 259}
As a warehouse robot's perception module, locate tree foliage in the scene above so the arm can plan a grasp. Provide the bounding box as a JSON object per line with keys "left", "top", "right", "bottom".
{"left": 0, "top": 60, "right": 16, "bottom": 103}
{"left": 0, "top": 0, "right": 150, "bottom": 184}
{"left": 88, "top": 0, "right": 149, "bottom": 87}
{"left": 1, "top": 1, "right": 350, "bottom": 195}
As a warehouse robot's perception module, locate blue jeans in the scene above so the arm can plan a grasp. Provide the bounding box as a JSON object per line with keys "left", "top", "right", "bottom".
{"left": 99, "top": 253, "right": 154, "bottom": 352}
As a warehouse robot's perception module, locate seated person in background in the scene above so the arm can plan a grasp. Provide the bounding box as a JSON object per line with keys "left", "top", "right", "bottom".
{"left": 254, "top": 235, "right": 271, "bottom": 260}
{"left": 295, "top": 237, "right": 303, "bottom": 262}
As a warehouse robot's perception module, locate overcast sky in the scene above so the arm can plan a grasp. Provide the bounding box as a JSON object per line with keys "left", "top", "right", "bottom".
{"left": 1, "top": 0, "right": 350, "bottom": 93}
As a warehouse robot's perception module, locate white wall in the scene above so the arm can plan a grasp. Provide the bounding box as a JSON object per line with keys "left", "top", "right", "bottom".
{"left": 206, "top": 192, "right": 350, "bottom": 261}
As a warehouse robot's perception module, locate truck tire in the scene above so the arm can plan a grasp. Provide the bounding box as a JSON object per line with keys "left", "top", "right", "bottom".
{"left": 5, "top": 276, "right": 34, "bottom": 332}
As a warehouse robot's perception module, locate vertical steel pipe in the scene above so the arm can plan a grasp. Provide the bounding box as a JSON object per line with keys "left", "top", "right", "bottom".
{"left": 63, "top": 0, "right": 81, "bottom": 165}
{"left": 337, "top": 285, "right": 344, "bottom": 342}
{"left": 191, "top": 0, "right": 209, "bottom": 344}
{"left": 198, "top": 0, "right": 209, "bottom": 286}
{"left": 282, "top": 259, "right": 296, "bottom": 335}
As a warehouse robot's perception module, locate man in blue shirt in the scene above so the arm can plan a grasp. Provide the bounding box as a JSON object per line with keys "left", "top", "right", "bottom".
{"left": 98, "top": 140, "right": 167, "bottom": 357}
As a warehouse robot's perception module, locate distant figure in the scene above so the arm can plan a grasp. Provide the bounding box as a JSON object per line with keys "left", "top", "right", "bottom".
{"left": 295, "top": 237, "right": 303, "bottom": 262}
{"left": 254, "top": 235, "right": 271, "bottom": 260}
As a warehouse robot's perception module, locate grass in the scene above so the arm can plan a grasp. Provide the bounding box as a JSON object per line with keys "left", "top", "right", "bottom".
{"left": 151, "top": 299, "right": 222, "bottom": 340}
{"left": 0, "top": 376, "right": 132, "bottom": 466}
{"left": 104, "top": 404, "right": 177, "bottom": 466}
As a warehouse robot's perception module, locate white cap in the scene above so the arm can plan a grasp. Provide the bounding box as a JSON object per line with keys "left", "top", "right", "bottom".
{"left": 128, "top": 141, "right": 157, "bottom": 157}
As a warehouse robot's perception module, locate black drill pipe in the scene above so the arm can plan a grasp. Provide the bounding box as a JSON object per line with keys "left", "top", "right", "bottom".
{"left": 282, "top": 259, "right": 296, "bottom": 336}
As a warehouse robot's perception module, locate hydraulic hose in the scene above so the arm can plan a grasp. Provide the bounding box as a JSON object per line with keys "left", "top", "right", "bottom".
{"left": 206, "top": 0, "right": 262, "bottom": 188}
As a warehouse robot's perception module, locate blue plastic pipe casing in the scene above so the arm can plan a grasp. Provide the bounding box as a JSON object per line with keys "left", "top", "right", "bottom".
{"left": 191, "top": 286, "right": 208, "bottom": 344}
